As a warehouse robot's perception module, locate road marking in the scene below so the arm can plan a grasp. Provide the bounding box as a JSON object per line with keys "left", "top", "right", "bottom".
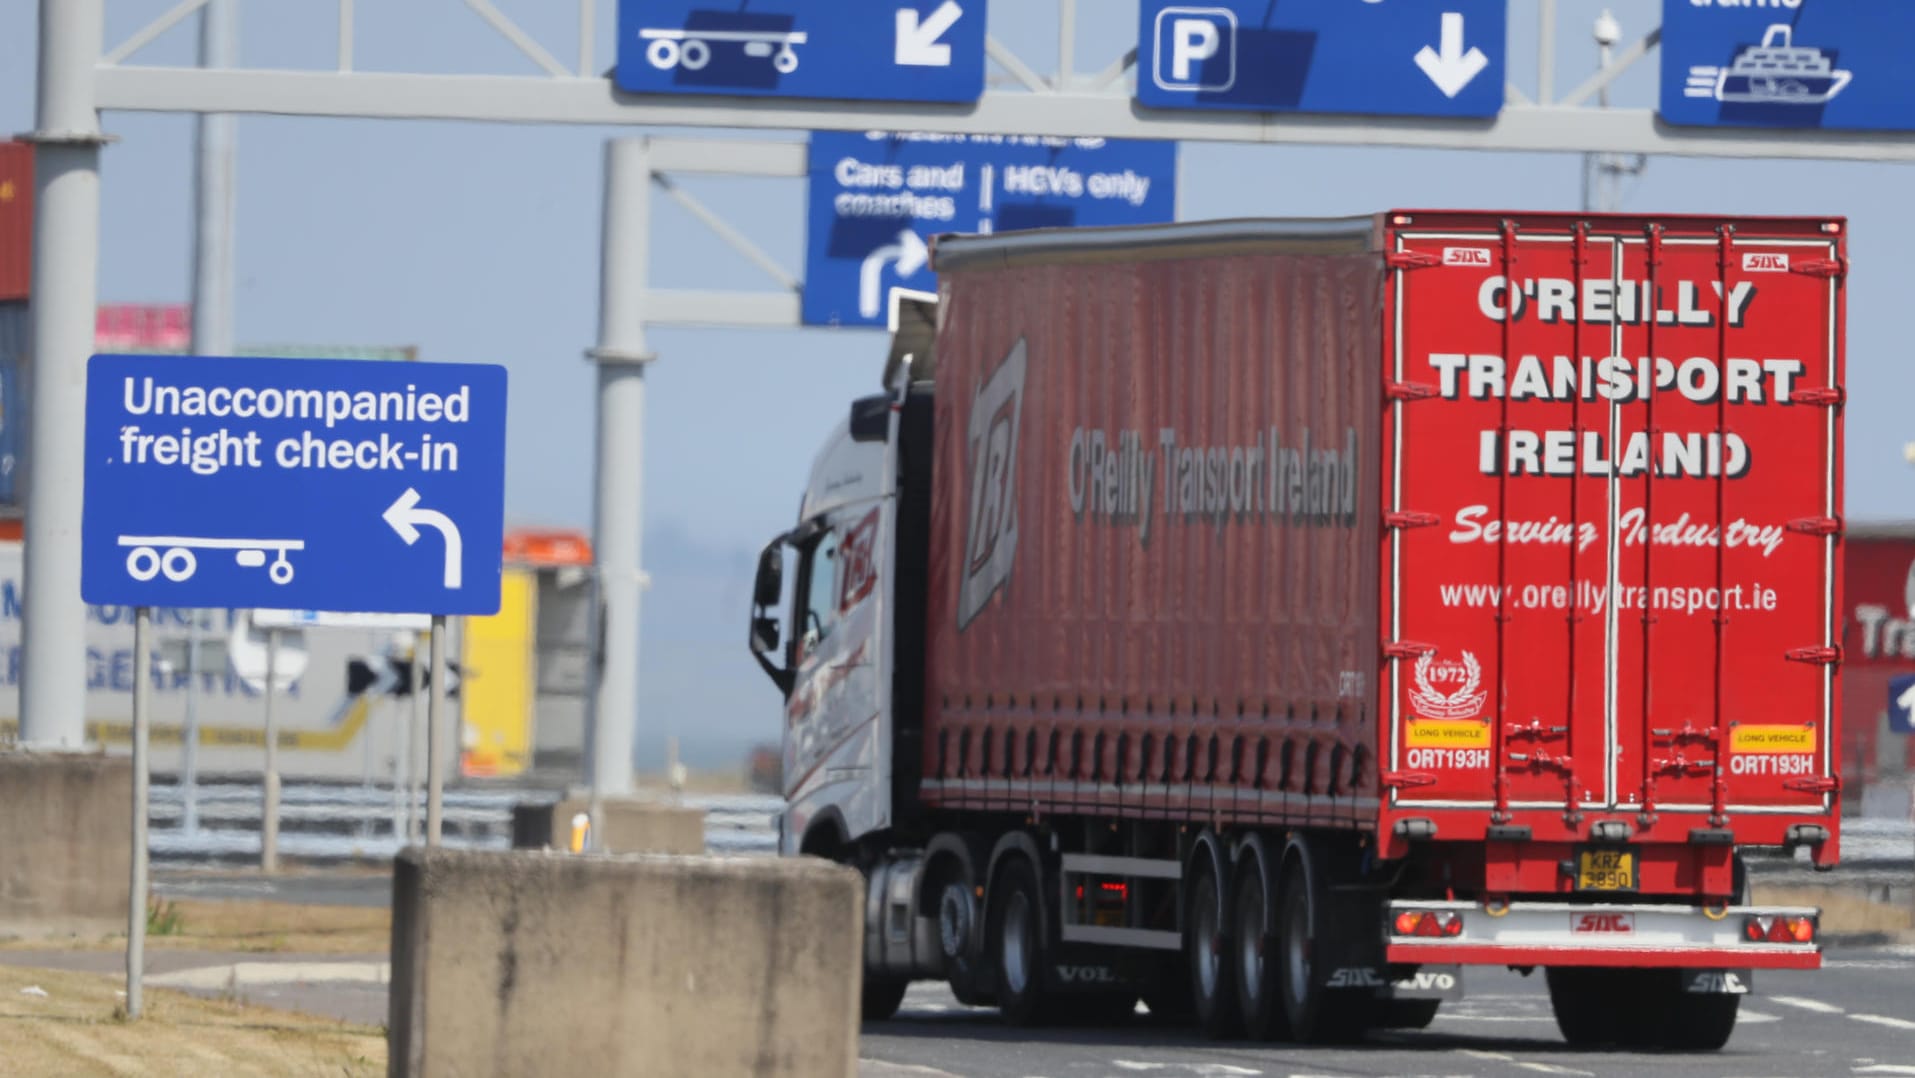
{"left": 1854, "top": 1066, "right": 1915, "bottom": 1076}
{"left": 857, "top": 1064, "right": 966, "bottom": 1078}
{"left": 1433, "top": 1013, "right": 1555, "bottom": 1023}
{"left": 1112, "top": 1066, "right": 1262, "bottom": 1077}
{"left": 1850, "top": 1015, "right": 1915, "bottom": 1032}
{"left": 1772, "top": 995, "right": 1845, "bottom": 1014}
{"left": 147, "top": 961, "right": 389, "bottom": 990}
{"left": 1739, "top": 1008, "right": 1780, "bottom": 1024}
{"left": 1459, "top": 1050, "right": 1592, "bottom": 1077}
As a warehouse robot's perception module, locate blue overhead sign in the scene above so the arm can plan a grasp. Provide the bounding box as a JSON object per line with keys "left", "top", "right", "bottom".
{"left": 1134, "top": 1, "right": 1505, "bottom": 117}
{"left": 614, "top": 1, "right": 984, "bottom": 104}
{"left": 81, "top": 355, "right": 507, "bottom": 617}
{"left": 1893, "top": 674, "right": 1915, "bottom": 736}
{"left": 1661, "top": 4, "right": 1915, "bottom": 131}
{"left": 803, "top": 132, "right": 1178, "bottom": 328}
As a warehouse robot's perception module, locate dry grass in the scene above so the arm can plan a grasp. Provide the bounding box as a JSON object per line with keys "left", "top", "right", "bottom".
{"left": 1, "top": 900, "right": 390, "bottom": 956}
{"left": 0, "top": 965, "right": 384, "bottom": 1077}
{"left": 1754, "top": 884, "right": 1915, "bottom": 937}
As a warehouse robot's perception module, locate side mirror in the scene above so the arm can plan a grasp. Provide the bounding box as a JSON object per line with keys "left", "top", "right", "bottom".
{"left": 849, "top": 394, "right": 891, "bottom": 443}
{"left": 753, "top": 544, "right": 784, "bottom": 607}
{"left": 749, "top": 616, "right": 781, "bottom": 655}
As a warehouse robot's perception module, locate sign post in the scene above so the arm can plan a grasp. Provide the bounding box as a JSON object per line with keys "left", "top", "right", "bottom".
{"left": 126, "top": 606, "right": 151, "bottom": 1019}
{"left": 261, "top": 628, "right": 279, "bottom": 872}
{"left": 82, "top": 352, "right": 509, "bottom": 994}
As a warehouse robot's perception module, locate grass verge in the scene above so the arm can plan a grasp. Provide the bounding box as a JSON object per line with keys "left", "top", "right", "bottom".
{"left": 0, "top": 965, "right": 384, "bottom": 1077}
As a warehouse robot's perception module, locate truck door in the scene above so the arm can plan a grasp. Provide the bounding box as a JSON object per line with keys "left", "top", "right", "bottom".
{"left": 1383, "top": 216, "right": 1841, "bottom": 826}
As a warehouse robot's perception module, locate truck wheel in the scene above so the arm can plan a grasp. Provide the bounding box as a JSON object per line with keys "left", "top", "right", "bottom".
{"left": 862, "top": 976, "right": 909, "bottom": 1022}
{"left": 1545, "top": 968, "right": 1624, "bottom": 1046}
{"left": 1185, "top": 852, "right": 1242, "bottom": 1039}
{"left": 1232, "top": 859, "right": 1288, "bottom": 1040}
{"left": 1654, "top": 980, "right": 1739, "bottom": 1051}
{"left": 988, "top": 857, "right": 1053, "bottom": 1026}
{"left": 1375, "top": 999, "right": 1441, "bottom": 1030}
{"left": 1277, "top": 843, "right": 1369, "bottom": 1043}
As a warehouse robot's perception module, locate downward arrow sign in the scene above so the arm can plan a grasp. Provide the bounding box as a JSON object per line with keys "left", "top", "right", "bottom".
{"left": 1414, "top": 12, "right": 1489, "bottom": 98}
{"left": 896, "top": 1, "right": 963, "bottom": 67}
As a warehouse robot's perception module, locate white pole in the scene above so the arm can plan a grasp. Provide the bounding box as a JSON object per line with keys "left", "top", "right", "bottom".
{"left": 19, "top": 0, "right": 106, "bottom": 752}
{"left": 127, "top": 607, "right": 151, "bottom": 1020}
{"left": 261, "top": 627, "right": 279, "bottom": 873}
{"left": 190, "top": 0, "right": 237, "bottom": 361}
{"left": 586, "top": 138, "right": 653, "bottom": 839}
{"left": 181, "top": 611, "right": 202, "bottom": 834}
{"left": 409, "top": 639, "right": 424, "bottom": 842}
{"left": 427, "top": 616, "right": 447, "bottom": 844}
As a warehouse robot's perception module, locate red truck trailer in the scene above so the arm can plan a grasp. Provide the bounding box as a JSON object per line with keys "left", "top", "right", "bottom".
{"left": 749, "top": 211, "right": 1844, "bottom": 1050}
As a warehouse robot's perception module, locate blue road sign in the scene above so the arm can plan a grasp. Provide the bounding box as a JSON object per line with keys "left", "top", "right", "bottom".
{"left": 614, "top": 1, "right": 984, "bottom": 104}
{"left": 1134, "top": 1, "right": 1505, "bottom": 117}
{"left": 1661, "top": 3, "right": 1915, "bottom": 131}
{"left": 81, "top": 355, "right": 507, "bottom": 617}
{"left": 804, "top": 132, "right": 1178, "bottom": 327}
{"left": 1892, "top": 674, "right": 1915, "bottom": 736}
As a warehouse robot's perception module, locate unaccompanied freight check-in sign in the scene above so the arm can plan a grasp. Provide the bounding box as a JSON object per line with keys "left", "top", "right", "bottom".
{"left": 81, "top": 355, "right": 508, "bottom": 617}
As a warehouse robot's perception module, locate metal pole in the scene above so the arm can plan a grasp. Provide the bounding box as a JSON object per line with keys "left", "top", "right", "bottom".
{"left": 1056, "top": 0, "right": 1075, "bottom": 91}
{"left": 181, "top": 611, "right": 201, "bottom": 834}
{"left": 1537, "top": 0, "right": 1556, "bottom": 106}
{"left": 586, "top": 138, "right": 653, "bottom": 830}
{"left": 260, "top": 627, "right": 279, "bottom": 873}
{"left": 185, "top": 0, "right": 235, "bottom": 838}
{"left": 190, "top": 0, "right": 237, "bottom": 359}
{"left": 19, "top": 0, "right": 107, "bottom": 751}
{"left": 127, "top": 607, "right": 151, "bottom": 1020}
{"left": 409, "top": 637, "right": 424, "bottom": 842}
{"left": 427, "top": 615, "right": 447, "bottom": 844}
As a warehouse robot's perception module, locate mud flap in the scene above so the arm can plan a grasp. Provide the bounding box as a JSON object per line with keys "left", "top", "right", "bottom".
{"left": 1682, "top": 969, "right": 1755, "bottom": 995}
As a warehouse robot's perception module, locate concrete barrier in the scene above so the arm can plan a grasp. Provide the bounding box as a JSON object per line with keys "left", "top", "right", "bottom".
{"left": 510, "top": 797, "right": 705, "bottom": 855}
{"left": 388, "top": 847, "right": 863, "bottom": 1078}
{"left": 0, "top": 753, "right": 132, "bottom": 938}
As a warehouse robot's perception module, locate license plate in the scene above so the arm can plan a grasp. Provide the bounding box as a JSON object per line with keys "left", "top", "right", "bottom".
{"left": 1577, "top": 848, "right": 1637, "bottom": 891}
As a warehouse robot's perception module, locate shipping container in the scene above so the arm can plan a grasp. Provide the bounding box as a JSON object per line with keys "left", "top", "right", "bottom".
{"left": 751, "top": 213, "right": 1846, "bottom": 1049}
{"left": 0, "top": 141, "right": 29, "bottom": 303}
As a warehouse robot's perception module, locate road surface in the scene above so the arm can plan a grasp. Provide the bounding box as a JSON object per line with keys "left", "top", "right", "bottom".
{"left": 858, "top": 943, "right": 1915, "bottom": 1078}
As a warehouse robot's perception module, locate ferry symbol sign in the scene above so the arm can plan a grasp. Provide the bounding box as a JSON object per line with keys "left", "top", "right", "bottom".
{"left": 80, "top": 354, "right": 508, "bottom": 617}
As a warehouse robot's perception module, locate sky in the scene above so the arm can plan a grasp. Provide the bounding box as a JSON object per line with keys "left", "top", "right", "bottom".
{"left": 4, "top": 1, "right": 1913, "bottom": 770}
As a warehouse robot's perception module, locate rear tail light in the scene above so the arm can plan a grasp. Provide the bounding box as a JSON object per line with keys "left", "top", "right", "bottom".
{"left": 1391, "top": 910, "right": 1463, "bottom": 938}
{"left": 1744, "top": 915, "right": 1816, "bottom": 943}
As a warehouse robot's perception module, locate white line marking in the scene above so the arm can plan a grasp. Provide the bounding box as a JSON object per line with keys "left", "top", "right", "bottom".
{"left": 1854, "top": 1066, "right": 1915, "bottom": 1076}
{"left": 1850, "top": 1015, "right": 1915, "bottom": 1032}
{"left": 1738, "top": 1008, "right": 1780, "bottom": 1024}
{"left": 1433, "top": 1013, "right": 1555, "bottom": 1023}
{"left": 1772, "top": 995, "right": 1845, "bottom": 1014}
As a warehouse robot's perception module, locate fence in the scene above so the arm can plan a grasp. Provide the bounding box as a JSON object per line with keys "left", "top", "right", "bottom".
{"left": 147, "top": 778, "right": 781, "bottom": 865}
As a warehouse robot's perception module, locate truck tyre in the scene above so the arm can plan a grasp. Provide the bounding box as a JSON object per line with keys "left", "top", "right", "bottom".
{"left": 1650, "top": 973, "right": 1738, "bottom": 1051}
{"left": 1232, "top": 856, "right": 1288, "bottom": 1041}
{"left": 1277, "top": 841, "right": 1369, "bottom": 1043}
{"left": 1185, "top": 849, "right": 1242, "bottom": 1039}
{"left": 862, "top": 976, "right": 910, "bottom": 1022}
{"left": 1375, "top": 999, "right": 1441, "bottom": 1030}
{"left": 988, "top": 857, "right": 1053, "bottom": 1027}
{"left": 1545, "top": 968, "right": 1625, "bottom": 1046}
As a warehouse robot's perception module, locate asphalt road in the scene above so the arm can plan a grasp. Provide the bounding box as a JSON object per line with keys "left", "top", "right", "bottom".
{"left": 858, "top": 943, "right": 1915, "bottom": 1078}
{"left": 153, "top": 869, "right": 391, "bottom": 908}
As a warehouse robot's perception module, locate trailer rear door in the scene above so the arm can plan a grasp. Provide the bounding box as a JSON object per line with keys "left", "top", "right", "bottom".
{"left": 1382, "top": 213, "right": 1843, "bottom": 828}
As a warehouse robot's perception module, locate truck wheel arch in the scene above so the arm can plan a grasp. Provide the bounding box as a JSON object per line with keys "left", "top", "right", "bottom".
{"left": 799, "top": 811, "right": 852, "bottom": 862}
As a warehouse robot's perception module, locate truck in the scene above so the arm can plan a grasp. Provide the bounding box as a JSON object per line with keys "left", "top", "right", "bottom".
{"left": 748, "top": 211, "right": 1845, "bottom": 1050}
